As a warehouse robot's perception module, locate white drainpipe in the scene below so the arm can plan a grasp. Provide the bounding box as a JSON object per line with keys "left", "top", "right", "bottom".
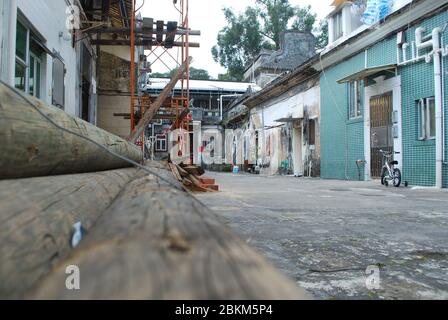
{"left": 414, "top": 27, "right": 444, "bottom": 188}
{"left": 432, "top": 27, "right": 443, "bottom": 189}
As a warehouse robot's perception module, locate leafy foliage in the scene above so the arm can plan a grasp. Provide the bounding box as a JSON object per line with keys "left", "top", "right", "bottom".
{"left": 315, "top": 19, "right": 329, "bottom": 50}
{"left": 212, "top": 0, "right": 321, "bottom": 80}
{"left": 150, "top": 67, "right": 212, "bottom": 80}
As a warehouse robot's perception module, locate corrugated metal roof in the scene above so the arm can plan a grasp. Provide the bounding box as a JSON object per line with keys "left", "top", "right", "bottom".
{"left": 145, "top": 78, "right": 261, "bottom": 93}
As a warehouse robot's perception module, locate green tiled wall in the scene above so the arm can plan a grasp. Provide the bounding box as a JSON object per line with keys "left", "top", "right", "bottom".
{"left": 399, "top": 11, "right": 448, "bottom": 187}
{"left": 320, "top": 10, "right": 448, "bottom": 187}
{"left": 320, "top": 53, "right": 365, "bottom": 180}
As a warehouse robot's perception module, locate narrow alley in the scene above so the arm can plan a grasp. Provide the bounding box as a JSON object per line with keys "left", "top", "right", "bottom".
{"left": 197, "top": 172, "right": 448, "bottom": 300}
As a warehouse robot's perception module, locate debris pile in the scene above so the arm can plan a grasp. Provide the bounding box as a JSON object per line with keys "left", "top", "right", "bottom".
{"left": 169, "top": 163, "right": 219, "bottom": 192}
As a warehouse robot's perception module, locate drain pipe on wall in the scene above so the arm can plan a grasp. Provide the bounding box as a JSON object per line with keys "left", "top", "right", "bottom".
{"left": 416, "top": 27, "right": 443, "bottom": 188}
{"left": 432, "top": 27, "right": 443, "bottom": 189}
{"left": 442, "top": 42, "right": 447, "bottom": 166}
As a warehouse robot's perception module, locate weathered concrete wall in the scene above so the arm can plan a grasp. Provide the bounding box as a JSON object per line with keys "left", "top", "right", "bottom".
{"left": 97, "top": 50, "right": 139, "bottom": 137}
{"left": 98, "top": 50, "right": 134, "bottom": 94}
{"left": 97, "top": 95, "right": 131, "bottom": 138}
{"left": 244, "top": 31, "right": 316, "bottom": 87}
{"left": 244, "top": 80, "right": 320, "bottom": 176}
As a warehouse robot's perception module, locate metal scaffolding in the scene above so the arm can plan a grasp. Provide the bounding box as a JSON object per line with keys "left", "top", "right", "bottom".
{"left": 129, "top": 0, "right": 196, "bottom": 156}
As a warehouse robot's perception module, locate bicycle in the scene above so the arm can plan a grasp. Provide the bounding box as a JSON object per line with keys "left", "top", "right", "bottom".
{"left": 379, "top": 149, "right": 402, "bottom": 188}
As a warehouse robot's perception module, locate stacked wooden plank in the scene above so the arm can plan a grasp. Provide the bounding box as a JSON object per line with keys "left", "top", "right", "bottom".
{"left": 169, "top": 162, "right": 219, "bottom": 192}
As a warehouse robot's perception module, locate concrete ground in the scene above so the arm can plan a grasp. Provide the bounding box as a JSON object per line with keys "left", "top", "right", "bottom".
{"left": 195, "top": 172, "right": 448, "bottom": 300}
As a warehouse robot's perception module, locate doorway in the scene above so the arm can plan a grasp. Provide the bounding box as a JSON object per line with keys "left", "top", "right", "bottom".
{"left": 292, "top": 124, "right": 303, "bottom": 176}
{"left": 80, "top": 44, "right": 91, "bottom": 122}
{"left": 370, "top": 93, "right": 393, "bottom": 177}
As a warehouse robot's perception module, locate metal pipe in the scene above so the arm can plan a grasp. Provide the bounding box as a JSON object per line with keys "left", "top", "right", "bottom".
{"left": 402, "top": 43, "right": 409, "bottom": 63}
{"left": 442, "top": 36, "right": 447, "bottom": 164}
{"left": 432, "top": 27, "right": 443, "bottom": 188}
{"left": 416, "top": 27, "right": 433, "bottom": 52}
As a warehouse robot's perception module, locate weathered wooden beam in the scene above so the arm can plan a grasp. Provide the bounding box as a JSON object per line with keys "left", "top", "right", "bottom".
{"left": 0, "top": 83, "right": 142, "bottom": 180}
{"left": 26, "top": 168, "right": 308, "bottom": 299}
{"left": 90, "top": 39, "right": 200, "bottom": 47}
{"left": 128, "top": 57, "right": 193, "bottom": 143}
{"left": 0, "top": 167, "right": 142, "bottom": 299}
{"left": 84, "top": 27, "right": 201, "bottom": 36}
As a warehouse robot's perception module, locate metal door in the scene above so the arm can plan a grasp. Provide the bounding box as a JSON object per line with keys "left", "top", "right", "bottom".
{"left": 370, "top": 93, "right": 393, "bottom": 177}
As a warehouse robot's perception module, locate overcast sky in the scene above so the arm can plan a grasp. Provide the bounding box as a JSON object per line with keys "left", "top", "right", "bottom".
{"left": 140, "top": 0, "right": 333, "bottom": 78}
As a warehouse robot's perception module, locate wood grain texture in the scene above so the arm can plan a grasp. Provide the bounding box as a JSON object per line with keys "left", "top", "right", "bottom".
{"left": 0, "top": 83, "right": 143, "bottom": 180}
{"left": 0, "top": 168, "right": 141, "bottom": 299}
{"left": 27, "top": 170, "right": 308, "bottom": 300}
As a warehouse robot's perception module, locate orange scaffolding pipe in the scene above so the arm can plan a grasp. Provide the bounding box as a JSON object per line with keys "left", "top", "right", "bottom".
{"left": 129, "top": 0, "right": 192, "bottom": 161}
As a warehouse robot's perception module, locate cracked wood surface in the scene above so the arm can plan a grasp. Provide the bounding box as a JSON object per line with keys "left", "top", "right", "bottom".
{"left": 0, "top": 83, "right": 142, "bottom": 180}
{"left": 26, "top": 167, "right": 308, "bottom": 300}
{"left": 0, "top": 168, "right": 140, "bottom": 298}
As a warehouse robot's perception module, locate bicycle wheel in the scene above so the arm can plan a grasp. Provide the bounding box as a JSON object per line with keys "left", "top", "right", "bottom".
{"left": 393, "top": 169, "right": 401, "bottom": 187}
{"left": 381, "top": 167, "right": 387, "bottom": 185}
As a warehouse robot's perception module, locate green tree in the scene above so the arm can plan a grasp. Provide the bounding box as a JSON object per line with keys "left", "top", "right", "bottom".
{"left": 315, "top": 19, "right": 329, "bottom": 50}
{"left": 212, "top": 0, "right": 318, "bottom": 81}
{"left": 150, "top": 67, "right": 212, "bottom": 80}
{"left": 291, "top": 5, "right": 317, "bottom": 35}
{"left": 212, "top": 7, "right": 271, "bottom": 81}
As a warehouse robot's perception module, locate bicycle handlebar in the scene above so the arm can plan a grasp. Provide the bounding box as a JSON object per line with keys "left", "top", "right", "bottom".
{"left": 379, "top": 149, "right": 400, "bottom": 155}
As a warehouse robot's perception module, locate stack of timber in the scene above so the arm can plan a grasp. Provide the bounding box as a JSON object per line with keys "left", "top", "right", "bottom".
{"left": 0, "top": 161, "right": 308, "bottom": 299}
{"left": 169, "top": 162, "right": 219, "bottom": 192}
{"left": 0, "top": 83, "right": 143, "bottom": 179}
{"left": 0, "top": 83, "right": 308, "bottom": 299}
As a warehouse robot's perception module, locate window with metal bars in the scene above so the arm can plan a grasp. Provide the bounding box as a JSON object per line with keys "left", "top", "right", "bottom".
{"left": 417, "top": 97, "right": 435, "bottom": 140}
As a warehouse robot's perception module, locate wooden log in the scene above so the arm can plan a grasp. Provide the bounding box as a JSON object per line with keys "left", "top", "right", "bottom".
{"left": 27, "top": 171, "right": 308, "bottom": 299}
{"left": 182, "top": 178, "right": 193, "bottom": 187}
{"left": 168, "top": 162, "right": 182, "bottom": 182}
{"left": 128, "top": 57, "right": 193, "bottom": 143}
{"left": 182, "top": 165, "right": 205, "bottom": 177}
{"left": 0, "top": 167, "right": 143, "bottom": 299}
{"left": 0, "top": 83, "right": 143, "bottom": 180}
{"left": 175, "top": 164, "right": 189, "bottom": 177}
{"left": 187, "top": 173, "right": 213, "bottom": 193}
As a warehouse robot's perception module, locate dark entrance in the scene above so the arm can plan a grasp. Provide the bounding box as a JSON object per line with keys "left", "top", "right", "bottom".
{"left": 370, "top": 93, "right": 393, "bottom": 178}
{"left": 80, "top": 44, "right": 91, "bottom": 122}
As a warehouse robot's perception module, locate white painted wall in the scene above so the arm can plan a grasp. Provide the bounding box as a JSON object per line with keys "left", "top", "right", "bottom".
{"left": 0, "top": 0, "right": 17, "bottom": 84}
{"left": 252, "top": 85, "right": 319, "bottom": 128}
{"left": 16, "top": 0, "right": 80, "bottom": 115}
{"left": 249, "top": 84, "right": 320, "bottom": 175}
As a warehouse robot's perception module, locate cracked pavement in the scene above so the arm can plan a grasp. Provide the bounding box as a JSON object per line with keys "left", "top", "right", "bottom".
{"left": 196, "top": 172, "right": 448, "bottom": 300}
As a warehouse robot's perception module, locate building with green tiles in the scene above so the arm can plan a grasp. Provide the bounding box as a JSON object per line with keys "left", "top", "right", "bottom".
{"left": 317, "top": 0, "right": 448, "bottom": 188}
